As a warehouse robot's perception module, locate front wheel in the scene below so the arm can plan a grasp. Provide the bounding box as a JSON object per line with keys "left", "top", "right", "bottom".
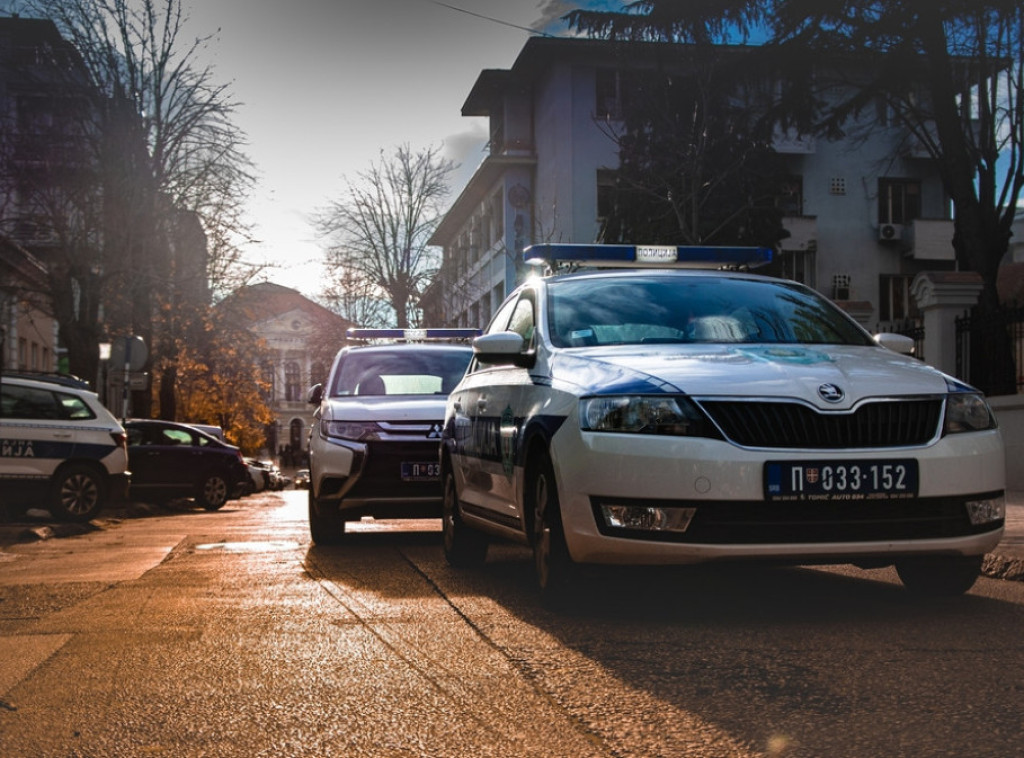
{"left": 50, "top": 465, "right": 106, "bottom": 522}
{"left": 197, "top": 473, "right": 230, "bottom": 510}
{"left": 441, "top": 468, "right": 488, "bottom": 567}
{"left": 895, "top": 555, "right": 983, "bottom": 597}
{"left": 308, "top": 488, "right": 345, "bottom": 545}
{"left": 530, "top": 453, "right": 577, "bottom": 608}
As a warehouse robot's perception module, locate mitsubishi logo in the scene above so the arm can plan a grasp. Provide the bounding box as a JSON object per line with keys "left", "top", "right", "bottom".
{"left": 427, "top": 423, "right": 445, "bottom": 439}
{"left": 818, "top": 383, "right": 845, "bottom": 403}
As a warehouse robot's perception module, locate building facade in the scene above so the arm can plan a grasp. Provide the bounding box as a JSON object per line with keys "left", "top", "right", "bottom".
{"left": 220, "top": 282, "right": 351, "bottom": 461}
{"left": 425, "top": 38, "right": 957, "bottom": 331}
{"left": 0, "top": 235, "right": 57, "bottom": 374}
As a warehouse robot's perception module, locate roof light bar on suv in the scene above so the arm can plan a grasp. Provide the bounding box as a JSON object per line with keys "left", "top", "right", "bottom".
{"left": 523, "top": 243, "right": 773, "bottom": 271}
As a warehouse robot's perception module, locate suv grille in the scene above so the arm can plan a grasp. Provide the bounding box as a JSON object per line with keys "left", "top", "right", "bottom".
{"left": 699, "top": 398, "right": 943, "bottom": 449}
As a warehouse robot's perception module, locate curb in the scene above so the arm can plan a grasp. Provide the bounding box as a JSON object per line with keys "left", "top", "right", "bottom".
{"left": 982, "top": 554, "right": 1024, "bottom": 582}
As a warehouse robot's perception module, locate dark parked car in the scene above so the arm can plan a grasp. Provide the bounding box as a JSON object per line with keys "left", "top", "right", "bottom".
{"left": 125, "top": 419, "right": 250, "bottom": 510}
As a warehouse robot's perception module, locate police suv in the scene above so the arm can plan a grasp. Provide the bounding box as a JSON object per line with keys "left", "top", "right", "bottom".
{"left": 1, "top": 373, "right": 130, "bottom": 522}
{"left": 306, "top": 329, "right": 476, "bottom": 544}
{"left": 440, "top": 244, "right": 1006, "bottom": 604}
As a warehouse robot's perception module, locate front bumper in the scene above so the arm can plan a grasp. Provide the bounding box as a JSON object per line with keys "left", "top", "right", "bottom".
{"left": 552, "top": 427, "right": 1006, "bottom": 565}
{"left": 311, "top": 437, "right": 443, "bottom": 519}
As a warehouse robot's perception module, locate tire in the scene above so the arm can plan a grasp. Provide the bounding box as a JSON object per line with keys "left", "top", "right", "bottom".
{"left": 308, "top": 488, "right": 345, "bottom": 545}
{"left": 895, "top": 555, "right": 983, "bottom": 597}
{"left": 197, "top": 473, "right": 230, "bottom": 510}
{"left": 442, "top": 467, "right": 488, "bottom": 567}
{"left": 50, "top": 464, "right": 106, "bottom": 522}
{"left": 530, "top": 453, "right": 577, "bottom": 608}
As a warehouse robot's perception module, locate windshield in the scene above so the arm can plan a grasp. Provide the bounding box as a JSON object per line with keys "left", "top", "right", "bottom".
{"left": 330, "top": 348, "right": 472, "bottom": 397}
{"left": 547, "top": 275, "right": 873, "bottom": 348}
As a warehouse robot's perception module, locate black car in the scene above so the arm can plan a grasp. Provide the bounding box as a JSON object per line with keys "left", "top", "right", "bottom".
{"left": 125, "top": 419, "right": 250, "bottom": 510}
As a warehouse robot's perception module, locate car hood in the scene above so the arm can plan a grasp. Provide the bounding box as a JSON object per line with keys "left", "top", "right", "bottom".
{"left": 549, "top": 344, "right": 954, "bottom": 410}
{"left": 324, "top": 395, "right": 448, "bottom": 421}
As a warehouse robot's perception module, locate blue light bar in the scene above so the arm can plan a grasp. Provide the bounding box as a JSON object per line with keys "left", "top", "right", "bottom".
{"left": 347, "top": 328, "right": 482, "bottom": 341}
{"left": 523, "top": 243, "right": 773, "bottom": 270}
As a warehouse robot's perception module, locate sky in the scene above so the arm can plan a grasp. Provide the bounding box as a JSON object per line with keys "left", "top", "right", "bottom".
{"left": 179, "top": 0, "right": 589, "bottom": 297}
{"left": 1, "top": 0, "right": 611, "bottom": 296}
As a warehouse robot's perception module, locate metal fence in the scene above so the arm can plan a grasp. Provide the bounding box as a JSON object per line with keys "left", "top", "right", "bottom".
{"left": 875, "top": 318, "right": 926, "bottom": 361}
{"left": 956, "top": 306, "right": 1024, "bottom": 394}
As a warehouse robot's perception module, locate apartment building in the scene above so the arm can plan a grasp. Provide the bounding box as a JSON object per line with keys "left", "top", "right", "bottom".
{"left": 425, "top": 37, "right": 956, "bottom": 330}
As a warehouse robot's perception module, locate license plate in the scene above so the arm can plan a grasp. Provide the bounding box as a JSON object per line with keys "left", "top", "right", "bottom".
{"left": 401, "top": 462, "right": 440, "bottom": 481}
{"left": 764, "top": 459, "right": 918, "bottom": 502}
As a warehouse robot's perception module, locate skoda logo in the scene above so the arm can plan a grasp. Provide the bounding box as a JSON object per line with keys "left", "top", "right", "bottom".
{"left": 818, "top": 383, "right": 845, "bottom": 403}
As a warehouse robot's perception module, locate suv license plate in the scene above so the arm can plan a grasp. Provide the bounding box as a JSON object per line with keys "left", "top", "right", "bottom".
{"left": 764, "top": 459, "right": 918, "bottom": 502}
{"left": 401, "top": 462, "right": 440, "bottom": 481}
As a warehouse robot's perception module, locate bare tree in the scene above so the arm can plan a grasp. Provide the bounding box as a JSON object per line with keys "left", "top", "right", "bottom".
{"left": 19, "top": 0, "right": 257, "bottom": 404}
{"left": 316, "top": 144, "right": 456, "bottom": 328}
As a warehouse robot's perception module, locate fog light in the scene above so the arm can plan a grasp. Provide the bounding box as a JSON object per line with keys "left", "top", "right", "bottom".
{"left": 966, "top": 496, "right": 1005, "bottom": 525}
{"left": 601, "top": 505, "right": 696, "bottom": 532}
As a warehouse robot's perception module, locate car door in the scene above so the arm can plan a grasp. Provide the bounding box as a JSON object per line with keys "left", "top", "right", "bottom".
{"left": 455, "top": 291, "right": 536, "bottom": 522}
{"left": 129, "top": 423, "right": 195, "bottom": 495}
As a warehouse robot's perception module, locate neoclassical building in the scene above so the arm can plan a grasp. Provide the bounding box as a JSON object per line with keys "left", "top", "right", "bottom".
{"left": 220, "top": 282, "right": 351, "bottom": 460}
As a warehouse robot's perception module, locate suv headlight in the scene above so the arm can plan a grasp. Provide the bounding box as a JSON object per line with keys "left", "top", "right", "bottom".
{"left": 943, "top": 392, "right": 997, "bottom": 435}
{"left": 322, "top": 420, "right": 381, "bottom": 442}
{"left": 579, "top": 395, "right": 718, "bottom": 437}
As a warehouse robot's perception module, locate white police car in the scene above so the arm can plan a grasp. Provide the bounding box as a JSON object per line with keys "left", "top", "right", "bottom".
{"left": 1, "top": 373, "right": 130, "bottom": 522}
{"left": 440, "top": 244, "right": 1005, "bottom": 604}
{"left": 306, "top": 329, "right": 476, "bottom": 544}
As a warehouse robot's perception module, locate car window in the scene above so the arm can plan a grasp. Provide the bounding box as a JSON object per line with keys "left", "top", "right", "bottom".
{"left": 3, "top": 385, "right": 76, "bottom": 420}
{"left": 486, "top": 294, "right": 519, "bottom": 335}
{"left": 330, "top": 349, "right": 472, "bottom": 397}
{"left": 58, "top": 392, "right": 96, "bottom": 420}
{"left": 547, "top": 275, "right": 873, "bottom": 348}
{"left": 507, "top": 295, "right": 535, "bottom": 346}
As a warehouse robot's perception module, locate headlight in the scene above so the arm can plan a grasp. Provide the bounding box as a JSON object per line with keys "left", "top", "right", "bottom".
{"left": 322, "top": 420, "right": 381, "bottom": 442}
{"left": 943, "top": 392, "right": 997, "bottom": 435}
{"left": 579, "top": 395, "right": 717, "bottom": 437}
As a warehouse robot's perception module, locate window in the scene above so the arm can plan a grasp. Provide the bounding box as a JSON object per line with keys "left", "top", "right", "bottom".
{"left": 596, "top": 69, "right": 626, "bottom": 120}
{"left": 778, "top": 250, "right": 816, "bottom": 287}
{"left": 284, "top": 361, "right": 301, "bottom": 402}
{"left": 879, "top": 179, "right": 921, "bottom": 224}
{"left": 832, "top": 274, "right": 851, "bottom": 301}
{"left": 879, "top": 275, "right": 919, "bottom": 321}
{"left": 262, "top": 362, "right": 276, "bottom": 401}
{"left": 597, "top": 169, "right": 616, "bottom": 240}
{"left": 776, "top": 176, "right": 803, "bottom": 215}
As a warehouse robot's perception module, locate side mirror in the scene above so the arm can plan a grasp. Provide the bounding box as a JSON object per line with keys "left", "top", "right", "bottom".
{"left": 306, "top": 383, "right": 323, "bottom": 405}
{"left": 874, "top": 332, "right": 915, "bottom": 355}
{"left": 473, "top": 331, "right": 535, "bottom": 368}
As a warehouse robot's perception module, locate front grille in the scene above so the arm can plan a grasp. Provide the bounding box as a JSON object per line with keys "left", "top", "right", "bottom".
{"left": 346, "top": 441, "right": 441, "bottom": 500}
{"left": 699, "top": 399, "right": 942, "bottom": 449}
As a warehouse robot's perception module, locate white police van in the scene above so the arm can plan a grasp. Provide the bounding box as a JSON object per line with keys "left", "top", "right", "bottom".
{"left": 1, "top": 373, "right": 130, "bottom": 522}
{"left": 306, "top": 329, "right": 476, "bottom": 544}
{"left": 440, "top": 244, "right": 1005, "bottom": 605}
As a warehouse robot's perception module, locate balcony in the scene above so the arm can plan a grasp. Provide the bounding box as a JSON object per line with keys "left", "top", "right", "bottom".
{"left": 780, "top": 216, "right": 817, "bottom": 251}
{"left": 900, "top": 219, "right": 956, "bottom": 261}
{"left": 772, "top": 126, "right": 816, "bottom": 154}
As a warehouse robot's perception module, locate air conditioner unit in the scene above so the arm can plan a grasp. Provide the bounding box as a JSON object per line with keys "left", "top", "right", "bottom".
{"left": 878, "top": 223, "right": 904, "bottom": 243}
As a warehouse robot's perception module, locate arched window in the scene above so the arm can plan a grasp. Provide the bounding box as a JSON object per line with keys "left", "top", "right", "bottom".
{"left": 285, "top": 361, "right": 301, "bottom": 401}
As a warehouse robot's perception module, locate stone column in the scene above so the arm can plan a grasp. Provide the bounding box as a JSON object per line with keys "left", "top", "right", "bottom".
{"left": 910, "top": 271, "right": 983, "bottom": 377}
